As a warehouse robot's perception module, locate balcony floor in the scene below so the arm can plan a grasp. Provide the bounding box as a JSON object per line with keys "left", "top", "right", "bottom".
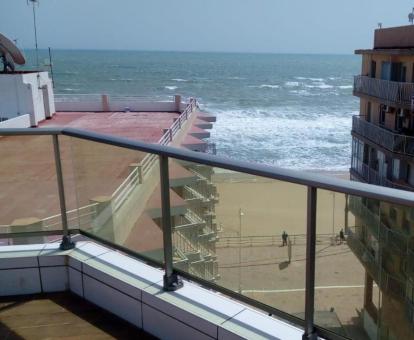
{"left": 0, "top": 292, "right": 156, "bottom": 340}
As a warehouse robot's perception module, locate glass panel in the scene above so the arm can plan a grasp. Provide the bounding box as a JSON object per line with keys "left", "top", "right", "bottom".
{"left": 69, "top": 137, "right": 164, "bottom": 264}
{"left": 169, "top": 159, "right": 307, "bottom": 318}
{"left": 315, "top": 190, "right": 414, "bottom": 340}
{"left": 0, "top": 135, "right": 62, "bottom": 245}
{"left": 378, "top": 200, "right": 413, "bottom": 340}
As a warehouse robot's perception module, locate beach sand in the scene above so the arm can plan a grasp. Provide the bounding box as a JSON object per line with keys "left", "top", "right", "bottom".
{"left": 212, "top": 170, "right": 354, "bottom": 238}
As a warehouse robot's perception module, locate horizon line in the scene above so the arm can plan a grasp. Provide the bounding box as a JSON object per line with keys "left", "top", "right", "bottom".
{"left": 20, "top": 47, "right": 356, "bottom": 56}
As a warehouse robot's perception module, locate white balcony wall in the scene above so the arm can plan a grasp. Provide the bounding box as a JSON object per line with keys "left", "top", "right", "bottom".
{"left": 0, "top": 72, "right": 54, "bottom": 126}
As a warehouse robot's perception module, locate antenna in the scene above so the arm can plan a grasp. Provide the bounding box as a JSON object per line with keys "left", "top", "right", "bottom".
{"left": 27, "top": 0, "right": 40, "bottom": 68}
{"left": 409, "top": 8, "right": 414, "bottom": 24}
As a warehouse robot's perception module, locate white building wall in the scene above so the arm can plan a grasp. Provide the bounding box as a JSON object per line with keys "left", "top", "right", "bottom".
{"left": 0, "top": 72, "right": 54, "bottom": 127}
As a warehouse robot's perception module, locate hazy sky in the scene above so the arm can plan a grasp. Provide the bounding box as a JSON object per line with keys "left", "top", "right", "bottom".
{"left": 1, "top": 0, "right": 414, "bottom": 54}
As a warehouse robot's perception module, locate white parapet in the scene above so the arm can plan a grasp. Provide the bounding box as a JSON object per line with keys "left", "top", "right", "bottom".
{"left": 0, "top": 71, "right": 55, "bottom": 127}
{"left": 54, "top": 94, "right": 182, "bottom": 112}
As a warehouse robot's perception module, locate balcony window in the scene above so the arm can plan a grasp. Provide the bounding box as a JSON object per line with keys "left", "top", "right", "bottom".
{"left": 370, "top": 60, "right": 376, "bottom": 78}
{"left": 381, "top": 62, "right": 407, "bottom": 82}
{"left": 395, "top": 109, "right": 404, "bottom": 132}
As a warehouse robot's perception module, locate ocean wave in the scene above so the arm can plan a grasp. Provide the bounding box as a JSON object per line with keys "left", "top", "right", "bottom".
{"left": 109, "top": 78, "right": 134, "bottom": 81}
{"left": 338, "top": 85, "right": 353, "bottom": 89}
{"left": 208, "top": 107, "right": 356, "bottom": 171}
{"left": 294, "top": 77, "right": 324, "bottom": 81}
{"left": 171, "top": 78, "right": 187, "bottom": 82}
{"left": 285, "top": 81, "right": 299, "bottom": 87}
{"left": 305, "top": 83, "right": 334, "bottom": 89}
{"left": 289, "top": 89, "right": 317, "bottom": 96}
{"left": 62, "top": 88, "right": 78, "bottom": 91}
{"left": 165, "top": 86, "right": 178, "bottom": 90}
{"left": 259, "top": 84, "right": 280, "bottom": 89}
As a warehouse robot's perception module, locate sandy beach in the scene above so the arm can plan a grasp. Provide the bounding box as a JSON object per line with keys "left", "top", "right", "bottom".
{"left": 213, "top": 170, "right": 354, "bottom": 238}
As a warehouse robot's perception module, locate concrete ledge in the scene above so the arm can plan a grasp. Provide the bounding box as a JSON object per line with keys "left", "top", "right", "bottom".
{"left": 0, "top": 241, "right": 305, "bottom": 340}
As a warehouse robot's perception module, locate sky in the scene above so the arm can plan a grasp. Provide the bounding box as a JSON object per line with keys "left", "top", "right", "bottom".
{"left": 1, "top": 0, "right": 414, "bottom": 54}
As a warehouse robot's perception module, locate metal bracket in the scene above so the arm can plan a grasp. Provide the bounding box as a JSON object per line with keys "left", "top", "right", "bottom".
{"left": 302, "top": 332, "right": 318, "bottom": 340}
{"left": 163, "top": 272, "right": 183, "bottom": 291}
{"left": 60, "top": 234, "right": 75, "bottom": 250}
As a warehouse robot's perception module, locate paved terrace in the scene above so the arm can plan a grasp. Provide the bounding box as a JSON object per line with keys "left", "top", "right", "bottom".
{"left": 39, "top": 111, "right": 181, "bottom": 142}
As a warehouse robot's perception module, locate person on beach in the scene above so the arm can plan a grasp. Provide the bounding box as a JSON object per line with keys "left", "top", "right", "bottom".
{"left": 282, "top": 231, "right": 288, "bottom": 246}
{"left": 339, "top": 229, "right": 345, "bottom": 244}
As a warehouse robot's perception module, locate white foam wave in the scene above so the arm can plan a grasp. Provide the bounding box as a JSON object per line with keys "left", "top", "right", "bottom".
{"left": 63, "top": 88, "right": 78, "bottom": 91}
{"left": 259, "top": 84, "right": 280, "bottom": 89}
{"left": 294, "top": 77, "right": 324, "bottom": 81}
{"left": 289, "top": 89, "right": 317, "bottom": 96}
{"left": 338, "top": 85, "right": 353, "bottom": 89}
{"left": 109, "top": 78, "right": 133, "bottom": 81}
{"left": 208, "top": 107, "right": 357, "bottom": 171}
{"left": 165, "top": 86, "right": 178, "bottom": 90}
{"left": 305, "top": 83, "right": 334, "bottom": 89}
{"left": 285, "top": 81, "right": 299, "bottom": 87}
{"left": 171, "top": 78, "right": 187, "bottom": 82}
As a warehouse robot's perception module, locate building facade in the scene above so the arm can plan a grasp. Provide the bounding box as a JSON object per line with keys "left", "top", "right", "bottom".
{"left": 350, "top": 25, "right": 414, "bottom": 340}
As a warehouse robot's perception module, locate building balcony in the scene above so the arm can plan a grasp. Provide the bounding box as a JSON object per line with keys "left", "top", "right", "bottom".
{"left": 2, "top": 128, "right": 414, "bottom": 339}
{"left": 353, "top": 75, "right": 414, "bottom": 109}
{"left": 350, "top": 162, "right": 414, "bottom": 192}
{"left": 352, "top": 115, "right": 414, "bottom": 157}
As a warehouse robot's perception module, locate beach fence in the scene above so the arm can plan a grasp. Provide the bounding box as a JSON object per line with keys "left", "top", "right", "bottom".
{"left": 216, "top": 233, "right": 340, "bottom": 248}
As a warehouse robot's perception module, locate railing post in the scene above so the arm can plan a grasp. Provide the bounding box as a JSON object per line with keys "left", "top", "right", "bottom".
{"left": 303, "top": 186, "right": 317, "bottom": 340}
{"left": 160, "top": 155, "right": 183, "bottom": 291}
{"left": 52, "top": 135, "right": 75, "bottom": 250}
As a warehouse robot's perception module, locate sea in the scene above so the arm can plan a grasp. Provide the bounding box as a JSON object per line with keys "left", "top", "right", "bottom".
{"left": 25, "top": 50, "right": 360, "bottom": 172}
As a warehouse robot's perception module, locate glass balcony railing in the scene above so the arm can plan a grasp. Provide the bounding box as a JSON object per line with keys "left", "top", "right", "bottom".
{"left": 1, "top": 127, "right": 414, "bottom": 340}
{"left": 352, "top": 115, "right": 414, "bottom": 157}
{"left": 353, "top": 75, "right": 414, "bottom": 108}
